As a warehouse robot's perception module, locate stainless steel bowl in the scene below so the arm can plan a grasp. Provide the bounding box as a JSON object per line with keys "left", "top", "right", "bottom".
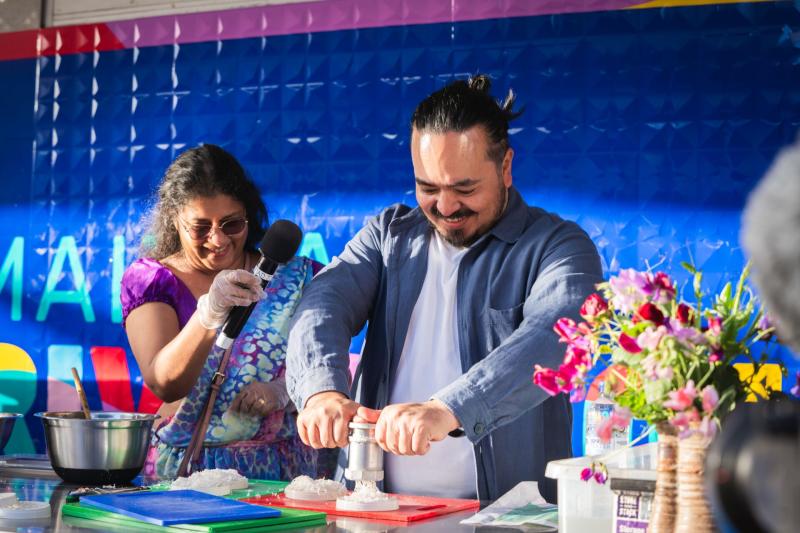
{"left": 0, "top": 413, "right": 23, "bottom": 453}
{"left": 36, "top": 411, "right": 159, "bottom": 485}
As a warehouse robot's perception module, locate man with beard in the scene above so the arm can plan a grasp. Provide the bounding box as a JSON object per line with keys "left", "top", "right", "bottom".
{"left": 286, "top": 74, "right": 603, "bottom": 502}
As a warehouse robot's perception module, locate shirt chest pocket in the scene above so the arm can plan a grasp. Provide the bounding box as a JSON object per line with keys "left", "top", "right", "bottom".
{"left": 484, "top": 302, "right": 525, "bottom": 349}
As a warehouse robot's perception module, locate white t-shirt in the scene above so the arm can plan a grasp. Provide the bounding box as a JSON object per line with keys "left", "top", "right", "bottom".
{"left": 383, "top": 231, "right": 477, "bottom": 498}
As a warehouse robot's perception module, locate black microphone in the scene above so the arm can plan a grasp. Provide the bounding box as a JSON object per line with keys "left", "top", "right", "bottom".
{"left": 215, "top": 220, "right": 303, "bottom": 349}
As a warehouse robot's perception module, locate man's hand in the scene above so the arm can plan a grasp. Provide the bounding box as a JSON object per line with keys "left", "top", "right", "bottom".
{"left": 366, "top": 399, "right": 460, "bottom": 456}
{"left": 298, "top": 391, "right": 360, "bottom": 448}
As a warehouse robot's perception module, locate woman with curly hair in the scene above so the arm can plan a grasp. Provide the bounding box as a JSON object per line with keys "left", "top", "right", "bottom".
{"left": 121, "top": 144, "right": 328, "bottom": 480}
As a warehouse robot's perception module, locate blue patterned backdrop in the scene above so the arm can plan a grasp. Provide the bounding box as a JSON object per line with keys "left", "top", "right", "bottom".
{"left": 0, "top": 1, "right": 798, "bottom": 455}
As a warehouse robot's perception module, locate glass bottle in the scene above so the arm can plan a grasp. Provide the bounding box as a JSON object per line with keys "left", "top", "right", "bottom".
{"left": 584, "top": 381, "right": 629, "bottom": 456}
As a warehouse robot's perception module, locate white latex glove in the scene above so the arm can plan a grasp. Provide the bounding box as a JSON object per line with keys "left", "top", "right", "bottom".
{"left": 195, "top": 269, "right": 265, "bottom": 330}
{"left": 230, "top": 377, "right": 292, "bottom": 417}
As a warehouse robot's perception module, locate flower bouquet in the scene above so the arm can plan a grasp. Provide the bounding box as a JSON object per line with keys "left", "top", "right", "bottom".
{"left": 533, "top": 263, "right": 780, "bottom": 533}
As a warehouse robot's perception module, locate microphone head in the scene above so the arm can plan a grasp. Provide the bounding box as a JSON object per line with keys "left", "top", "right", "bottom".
{"left": 259, "top": 220, "right": 303, "bottom": 263}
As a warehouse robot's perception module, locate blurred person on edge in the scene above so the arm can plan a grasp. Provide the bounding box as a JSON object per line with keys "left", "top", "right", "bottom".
{"left": 121, "top": 144, "right": 330, "bottom": 480}
{"left": 286, "top": 74, "right": 603, "bottom": 502}
{"left": 728, "top": 137, "right": 800, "bottom": 533}
{"left": 743, "top": 137, "right": 800, "bottom": 356}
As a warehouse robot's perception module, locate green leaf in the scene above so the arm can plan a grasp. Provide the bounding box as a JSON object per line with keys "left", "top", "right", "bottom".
{"left": 644, "top": 380, "right": 670, "bottom": 404}
{"left": 693, "top": 272, "right": 701, "bottom": 292}
{"left": 719, "top": 282, "right": 732, "bottom": 304}
{"left": 681, "top": 262, "right": 698, "bottom": 275}
{"left": 732, "top": 263, "right": 750, "bottom": 314}
{"left": 612, "top": 347, "right": 640, "bottom": 366}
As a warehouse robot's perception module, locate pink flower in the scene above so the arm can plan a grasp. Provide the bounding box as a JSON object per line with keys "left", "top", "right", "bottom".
{"left": 637, "top": 302, "right": 665, "bottom": 324}
{"left": 670, "top": 407, "right": 701, "bottom": 438}
{"left": 533, "top": 366, "right": 563, "bottom": 396}
{"left": 594, "top": 470, "right": 608, "bottom": 484}
{"left": 619, "top": 333, "right": 642, "bottom": 354}
{"left": 649, "top": 272, "right": 676, "bottom": 304}
{"left": 558, "top": 362, "right": 577, "bottom": 381}
{"left": 609, "top": 269, "right": 651, "bottom": 313}
{"left": 552, "top": 318, "right": 591, "bottom": 352}
{"left": 757, "top": 313, "right": 773, "bottom": 331}
{"left": 563, "top": 345, "right": 591, "bottom": 370}
{"left": 556, "top": 345, "right": 592, "bottom": 401}
{"left": 667, "top": 318, "right": 706, "bottom": 347}
{"left": 637, "top": 326, "right": 667, "bottom": 351}
{"left": 568, "top": 368, "right": 588, "bottom": 388}
{"left": 565, "top": 375, "right": 589, "bottom": 404}
{"left": 698, "top": 415, "right": 718, "bottom": 440}
{"left": 534, "top": 362, "right": 584, "bottom": 398}
{"left": 580, "top": 294, "right": 609, "bottom": 323}
{"left": 675, "top": 303, "right": 694, "bottom": 325}
{"left": 708, "top": 316, "right": 722, "bottom": 336}
{"left": 641, "top": 353, "right": 673, "bottom": 381}
{"left": 640, "top": 354, "right": 658, "bottom": 379}
{"left": 554, "top": 318, "right": 579, "bottom": 343}
{"left": 757, "top": 314, "right": 774, "bottom": 341}
{"left": 701, "top": 385, "right": 719, "bottom": 414}
{"left": 663, "top": 380, "right": 698, "bottom": 411}
{"left": 580, "top": 463, "right": 607, "bottom": 484}
{"left": 708, "top": 348, "right": 723, "bottom": 363}
{"left": 609, "top": 270, "right": 675, "bottom": 310}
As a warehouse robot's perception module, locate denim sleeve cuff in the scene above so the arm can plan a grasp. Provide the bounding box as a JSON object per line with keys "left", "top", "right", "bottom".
{"left": 432, "top": 380, "right": 493, "bottom": 443}
{"left": 289, "top": 366, "right": 351, "bottom": 411}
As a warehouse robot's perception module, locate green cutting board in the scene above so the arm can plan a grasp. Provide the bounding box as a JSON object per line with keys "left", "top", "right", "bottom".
{"left": 230, "top": 480, "right": 288, "bottom": 500}
{"left": 62, "top": 502, "right": 325, "bottom": 532}
{"left": 145, "top": 479, "right": 288, "bottom": 500}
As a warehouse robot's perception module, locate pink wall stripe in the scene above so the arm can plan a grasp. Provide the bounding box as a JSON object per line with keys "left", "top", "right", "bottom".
{"left": 106, "top": 0, "right": 646, "bottom": 49}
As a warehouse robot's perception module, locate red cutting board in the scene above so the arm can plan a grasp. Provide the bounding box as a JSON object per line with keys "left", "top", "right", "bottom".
{"left": 242, "top": 492, "right": 479, "bottom": 522}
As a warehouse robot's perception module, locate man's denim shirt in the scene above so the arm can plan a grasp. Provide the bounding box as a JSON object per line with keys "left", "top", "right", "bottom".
{"left": 287, "top": 186, "right": 603, "bottom": 502}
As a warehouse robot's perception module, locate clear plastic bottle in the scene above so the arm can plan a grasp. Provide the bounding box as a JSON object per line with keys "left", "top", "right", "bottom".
{"left": 583, "top": 381, "right": 630, "bottom": 456}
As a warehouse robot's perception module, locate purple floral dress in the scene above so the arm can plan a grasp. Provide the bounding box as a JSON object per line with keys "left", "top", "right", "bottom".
{"left": 121, "top": 255, "right": 327, "bottom": 480}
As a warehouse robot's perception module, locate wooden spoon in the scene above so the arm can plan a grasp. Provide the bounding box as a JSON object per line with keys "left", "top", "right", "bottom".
{"left": 70, "top": 367, "right": 92, "bottom": 420}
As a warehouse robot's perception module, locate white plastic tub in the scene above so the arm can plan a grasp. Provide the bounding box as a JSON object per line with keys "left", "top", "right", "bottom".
{"left": 544, "top": 442, "right": 657, "bottom": 533}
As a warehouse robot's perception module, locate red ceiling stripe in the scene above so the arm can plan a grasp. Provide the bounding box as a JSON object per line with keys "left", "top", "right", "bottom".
{"left": 0, "top": 23, "right": 124, "bottom": 62}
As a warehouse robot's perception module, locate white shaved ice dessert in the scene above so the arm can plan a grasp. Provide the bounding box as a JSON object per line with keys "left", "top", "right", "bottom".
{"left": 170, "top": 468, "right": 249, "bottom": 495}
{"left": 284, "top": 475, "right": 348, "bottom": 501}
{"left": 336, "top": 480, "right": 398, "bottom": 511}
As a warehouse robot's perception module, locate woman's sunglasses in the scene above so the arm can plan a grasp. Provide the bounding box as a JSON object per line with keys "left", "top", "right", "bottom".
{"left": 179, "top": 216, "right": 248, "bottom": 240}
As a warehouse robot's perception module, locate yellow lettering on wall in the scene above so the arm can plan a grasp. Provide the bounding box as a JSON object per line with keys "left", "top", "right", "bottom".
{"left": 0, "top": 343, "right": 37, "bottom": 453}
{"left": 734, "top": 363, "right": 783, "bottom": 402}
